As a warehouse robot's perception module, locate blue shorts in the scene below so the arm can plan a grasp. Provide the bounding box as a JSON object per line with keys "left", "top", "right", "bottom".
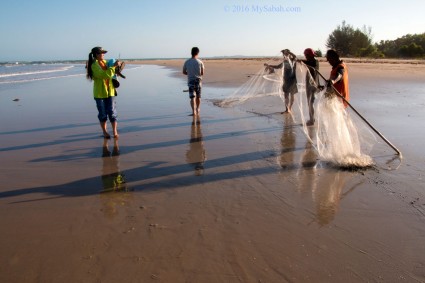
{"left": 95, "top": 97, "right": 117, "bottom": 122}
{"left": 188, "top": 78, "right": 202, "bottom": 99}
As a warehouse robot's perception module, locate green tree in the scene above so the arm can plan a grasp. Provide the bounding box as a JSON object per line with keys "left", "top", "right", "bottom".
{"left": 399, "top": 43, "right": 424, "bottom": 57}
{"left": 315, "top": 49, "right": 323, "bottom": 57}
{"left": 358, "top": 45, "right": 375, "bottom": 57}
{"left": 326, "top": 21, "right": 373, "bottom": 57}
{"left": 376, "top": 33, "right": 425, "bottom": 58}
{"left": 359, "top": 45, "right": 384, "bottom": 58}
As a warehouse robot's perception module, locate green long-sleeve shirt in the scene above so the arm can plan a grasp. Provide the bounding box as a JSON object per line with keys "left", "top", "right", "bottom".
{"left": 92, "top": 60, "right": 116, "bottom": 98}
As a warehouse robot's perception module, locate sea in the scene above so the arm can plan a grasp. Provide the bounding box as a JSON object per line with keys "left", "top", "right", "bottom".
{"left": 0, "top": 61, "right": 146, "bottom": 87}
{"left": 0, "top": 57, "right": 264, "bottom": 86}
{"left": 0, "top": 62, "right": 88, "bottom": 85}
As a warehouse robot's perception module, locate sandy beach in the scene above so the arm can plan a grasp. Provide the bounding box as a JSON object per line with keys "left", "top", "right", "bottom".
{"left": 1, "top": 59, "right": 425, "bottom": 282}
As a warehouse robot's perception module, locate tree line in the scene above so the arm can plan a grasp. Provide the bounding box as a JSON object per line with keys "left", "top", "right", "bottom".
{"left": 323, "top": 21, "right": 425, "bottom": 58}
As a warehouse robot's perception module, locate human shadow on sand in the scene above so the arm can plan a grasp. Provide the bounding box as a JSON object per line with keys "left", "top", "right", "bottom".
{"left": 0, "top": 115, "right": 257, "bottom": 154}
{"left": 28, "top": 126, "right": 279, "bottom": 163}
{"left": 0, "top": 149, "right": 278, "bottom": 203}
{"left": 64, "top": 115, "right": 257, "bottom": 139}
{"left": 0, "top": 114, "right": 186, "bottom": 136}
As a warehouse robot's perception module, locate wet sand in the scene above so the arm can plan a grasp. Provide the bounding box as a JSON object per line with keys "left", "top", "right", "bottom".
{"left": 0, "top": 60, "right": 424, "bottom": 282}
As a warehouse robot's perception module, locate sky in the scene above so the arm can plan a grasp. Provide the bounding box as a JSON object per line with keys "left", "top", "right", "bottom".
{"left": 1, "top": 0, "right": 424, "bottom": 61}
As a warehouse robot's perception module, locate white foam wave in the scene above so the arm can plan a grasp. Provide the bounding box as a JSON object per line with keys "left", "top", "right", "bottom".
{"left": 0, "top": 73, "right": 84, "bottom": 84}
{"left": 0, "top": 65, "right": 74, "bottom": 78}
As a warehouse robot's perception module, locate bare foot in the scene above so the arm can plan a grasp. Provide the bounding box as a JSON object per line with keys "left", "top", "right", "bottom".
{"left": 281, "top": 109, "right": 291, "bottom": 114}
{"left": 103, "top": 132, "right": 111, "bottom": 139}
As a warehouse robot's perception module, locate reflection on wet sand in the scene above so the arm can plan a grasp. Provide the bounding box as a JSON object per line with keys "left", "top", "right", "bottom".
{"left": 279, "top": 115, "right": 297, "bottom": 170}
{"left": 312, "top": 170, "right": 352, "bottom": 226}
{"left": 100, "top": 138, "right": 130, "bottom": 219}
{"left": 186, "top": 115, "right": 206, "bottom": 176}
{"left": 300, "top": 127, "right": 318, "bottom": 169}
{"left": 296, "top": 126, "right": 318, "bottom": 195}
{"left": 294, "top": 125, "right": 356, "bottom": 226}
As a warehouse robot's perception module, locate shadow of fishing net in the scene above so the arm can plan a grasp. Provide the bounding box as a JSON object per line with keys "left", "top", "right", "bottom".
{"left": 215, "top": 56, "right": 379, "bottom": 169}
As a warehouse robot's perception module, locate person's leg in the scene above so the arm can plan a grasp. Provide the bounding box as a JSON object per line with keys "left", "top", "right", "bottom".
{"left": 305, "top": 85, "right": 315, "bottom": 126}
{"left": 105, "top": 97, "right": 118, "bottom": 138}
{"left": 111, "top": 121, "right": 118, "bottom": 138}
{"left": 309, "top": 96, "right": 315, "bottom": 122}
{"left": 306, "top": 92, "right": 313, "bottom": 125}
{"left": 195, "top": 97, "right": 201, "bottom": 114}
{"left": 288, "top": 93, "right": 294, "bottom": 112}
{"left": 287, "top": 80, "right": 298, "bottom": 113}
{"left": 195, "top": 84, "right": 201, "bottom": 115}
{"left": 188, "top": 81, "right": 196, "bottom": 115}
{"left": 190, "top": 98, "right": 196, "bottom": 115}
{"left": 282, "top": 91, "right": 290, "bottom": 113}
{"left": 95, "top": 98, "right": 110, "bottom": 138}
{"left": 308, "top": 88, "right": 315, "bottom": 125}
{"left": 100, "top": 121, "right": 110, "bottom": 138}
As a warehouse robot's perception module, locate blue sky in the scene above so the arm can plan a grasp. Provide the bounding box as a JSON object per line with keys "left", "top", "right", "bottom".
{"left": 1, "top": 0, "right": 424, "bottom": 61}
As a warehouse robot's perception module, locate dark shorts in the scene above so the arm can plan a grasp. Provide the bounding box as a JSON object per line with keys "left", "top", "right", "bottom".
{"left": 282, "top": 78, "right": 298, "bottom": 97}
{"left": 188, "top": 78, "right": 202, "bottom": 99}
{"left": 95, "top": 97, "right": 117, "bottom": 122}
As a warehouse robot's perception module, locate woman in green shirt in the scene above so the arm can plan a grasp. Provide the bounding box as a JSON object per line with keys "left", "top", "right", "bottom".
{"left": 86, "top": 46, "right": 119, "bottom": 139}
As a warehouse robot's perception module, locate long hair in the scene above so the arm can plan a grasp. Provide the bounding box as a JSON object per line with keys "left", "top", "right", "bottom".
{"left": 86, "top": 52, "right": 95, "bottom": 80}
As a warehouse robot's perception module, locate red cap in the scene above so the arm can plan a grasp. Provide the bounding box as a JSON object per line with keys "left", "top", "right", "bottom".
{"left": 304, "top": 48, "right": 316, "bottom": 57}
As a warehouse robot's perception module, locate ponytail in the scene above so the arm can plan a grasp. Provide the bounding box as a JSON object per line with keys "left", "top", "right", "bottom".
{"left": 86, "top": 52, "right": 95, "bottom": 80}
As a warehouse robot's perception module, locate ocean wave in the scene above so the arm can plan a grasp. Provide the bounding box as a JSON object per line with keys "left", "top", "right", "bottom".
{"left": 0, "top": 64, "right": 143, "bottom": 85}
{"left": 0, "top": 73, "right": 85, "bottom": 84}
{"left": 0, "top": 65, "right": 75, "bottom": 78}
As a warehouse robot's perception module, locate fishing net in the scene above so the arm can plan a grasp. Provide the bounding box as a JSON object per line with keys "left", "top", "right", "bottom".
{"left": 217, "top": 55, "right": 377, "bottom": 168}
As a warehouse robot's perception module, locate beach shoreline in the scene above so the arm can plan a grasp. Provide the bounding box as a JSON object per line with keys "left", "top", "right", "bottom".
{"left": 131, "top": 58, "right": 425, "bottom": 88}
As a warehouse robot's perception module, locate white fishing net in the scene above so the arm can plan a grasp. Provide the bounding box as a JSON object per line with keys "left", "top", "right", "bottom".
{"left": 217, "top": 56, "right": 377, "bottom": 168}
